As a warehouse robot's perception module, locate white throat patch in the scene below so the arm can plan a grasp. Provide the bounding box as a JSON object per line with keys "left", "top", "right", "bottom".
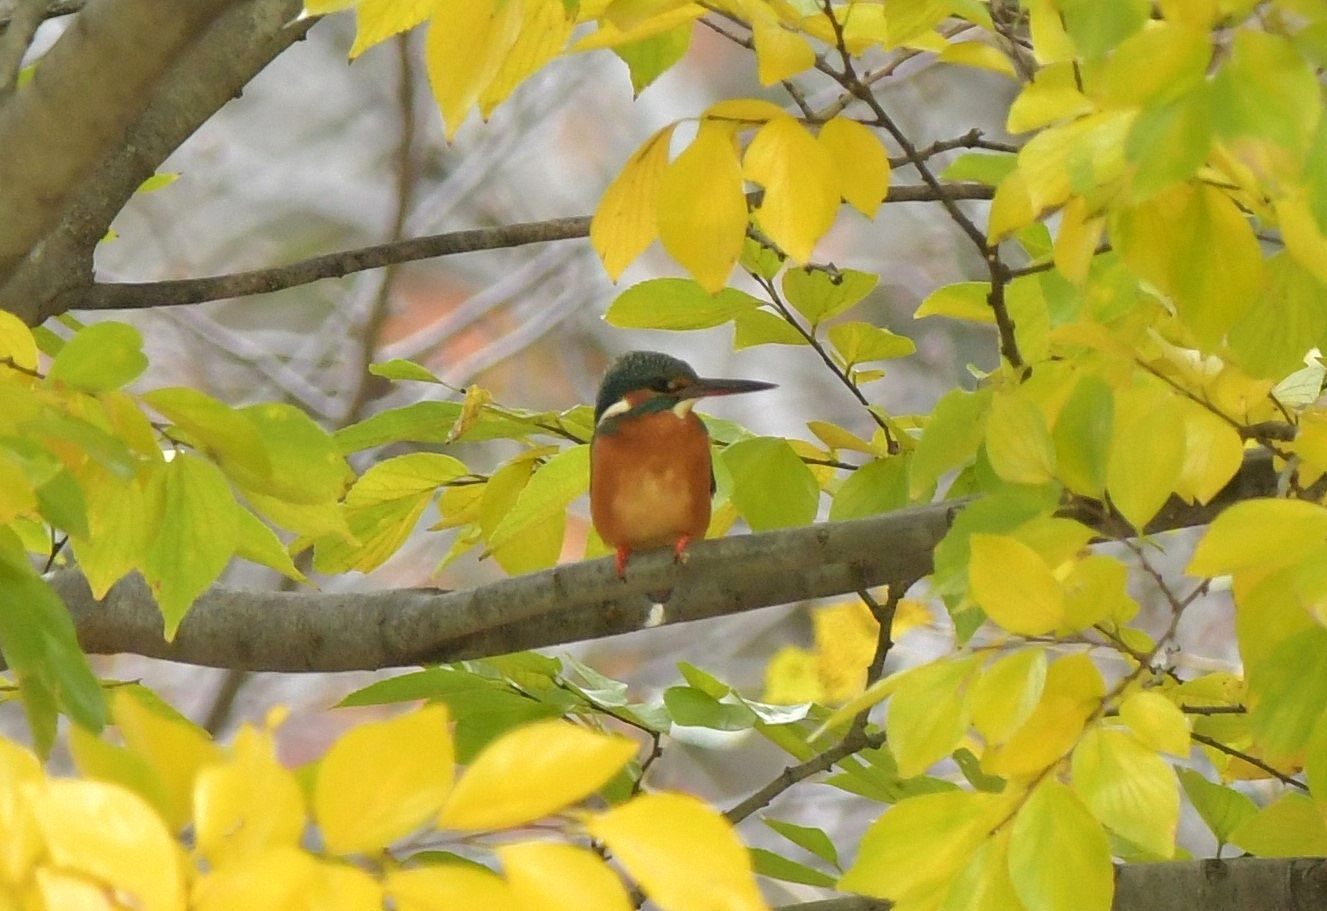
{"left": 598, "top": 398, "right": 632, "bottom": 424}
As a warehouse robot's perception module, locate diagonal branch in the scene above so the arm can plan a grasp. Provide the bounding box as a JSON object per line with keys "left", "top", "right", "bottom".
{"left": 51, "top": 451, "right": 1274, "bottom": 673}
{"left": 49, "top": 183, "right": 994, "bottom": 316}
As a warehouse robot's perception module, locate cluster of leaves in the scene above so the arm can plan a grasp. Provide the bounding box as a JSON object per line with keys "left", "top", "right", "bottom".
{"left": 0, "top": 679, "right": 775, "bottom": 911}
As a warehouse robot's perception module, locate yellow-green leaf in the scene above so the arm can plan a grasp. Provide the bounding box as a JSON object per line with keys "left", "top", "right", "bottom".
{"left": 752, "top": 16, "right": 815, "bottom": 84}
{"left": 887, "top": 656, "right": 980, "bottom": 777}
{"left": 1119, "top": 691, "right": 1190, "bottom": 756}
{"left": 592, "top": 125, "right": 677, "bottom": 279}
{"left": 1106, "top": 385, "right": 1185, "bottom": 530}
{"left": 781, "top": 267, "right": 878, "bottom": 327}
{"left": 441, "top": 719, "right": 635, "bottom": 830}
{"left": 498, "top": 841, "right": 633, "bottom": 911}
{"left": 1188, "top": 498, "right": 1327, "bottom": 576}
{"left": 486, "top": 444, "right": 588, "bottom": 555}
{"left": 141, "top": 454, "right": 240, "bottom": 638}
{"left": 587, "top": 792, "right": 767, "bottom": 911}
{"left": 605, "top": 278, "right": 761, "bottom": 329}
{"left": 827, "top": 321, "right": 916, "bottom": 366}
{"left": 723, "top": 437, "right": 819, "bottom": 531}
{"left": 1229, "top": 791, "right": 1327, "bottom": 856}
{"left": 658, "top": 122, "right": 747, "bottom": 292}
{"left": 985, "top": 391, "right": 1056, "bottom": 485}
{"left": 971, "top": 648, "right": 1047, "bottom": 745}
{"left": 743, "top": 116, "right": 838, "bottom": 263}
{"left": 46, "top": 321, "right": 147, "bottom": 393}
{"left": 1008, "top": 780, "right": 1112, "bottom": 911}
{"left": 818, "top": 116, "right": 890, "bottom": 217}
{"left": 1071, "top": 726, "right": 1178, "bottom": 858}
{"left": 314, "top": 706, "right": 454, "bottom": 855}
{"left": 840, "top": 790, "right": 1007, "bottom": 904}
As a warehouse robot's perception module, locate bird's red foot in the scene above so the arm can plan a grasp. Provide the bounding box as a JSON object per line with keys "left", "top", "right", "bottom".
{"left": 672, "top": 534, "right": 692, "bottom": 565}
{"left": 614, "top": 546, "right": 631, "bottom": 580}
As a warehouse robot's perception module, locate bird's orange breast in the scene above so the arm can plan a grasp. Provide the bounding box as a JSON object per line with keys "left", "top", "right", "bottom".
{"left": 590, "top": 409, "right": 713, "bottom": 551}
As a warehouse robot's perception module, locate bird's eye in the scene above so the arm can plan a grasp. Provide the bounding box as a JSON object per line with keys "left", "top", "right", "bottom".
{"left": 651, "top": 378, "right": 673, "bottom": 393}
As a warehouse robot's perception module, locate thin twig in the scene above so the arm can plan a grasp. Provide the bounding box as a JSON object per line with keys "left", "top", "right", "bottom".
{"left": 1191, "top": 732, "right": 1309, "bottom": 792}
{"left": 724, "top": 728, "right": 886, "bottom": 824}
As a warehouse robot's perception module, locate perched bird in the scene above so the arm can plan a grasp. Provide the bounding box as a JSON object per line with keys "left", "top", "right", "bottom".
{"left": 590, "top": 351, "right": 776, "bottom": 579}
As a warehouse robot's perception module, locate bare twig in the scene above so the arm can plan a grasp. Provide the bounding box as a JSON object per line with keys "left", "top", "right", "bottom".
{"left": 725, "top": 728, "right": 886, "bottom": 824}
{"left": 1191, "top": 731, "right": 1308, "bottom": 792}
{"left": 0, "top": 0, "right": 44, "bottom": 94}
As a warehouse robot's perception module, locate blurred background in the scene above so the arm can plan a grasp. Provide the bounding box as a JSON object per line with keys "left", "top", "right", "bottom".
{"left": 20, "top": 8, "right": 1244, "bottom": 881}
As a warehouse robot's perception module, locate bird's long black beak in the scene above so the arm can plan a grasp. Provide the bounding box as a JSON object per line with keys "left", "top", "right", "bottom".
{"left": 681, "top": 376, "right": 777, "bottom": 399}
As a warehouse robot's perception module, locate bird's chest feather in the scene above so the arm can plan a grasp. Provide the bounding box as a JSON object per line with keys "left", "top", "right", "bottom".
{"left": 590, "top": 411, "right": 713, "bottom": 548}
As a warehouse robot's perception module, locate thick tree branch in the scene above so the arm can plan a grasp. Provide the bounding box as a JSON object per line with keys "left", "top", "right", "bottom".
{"left": 0, "top": 0, "right": 312, "bottom": 324}
{"left": 776, "top": 857, "right": 1327, "bottom": 911}
{"left": 0, "top": 0, "right": 242, "bottom": 286}
{"left": 51, "top": 451, "right": 1274, "bottom": 673}
{"left": 49, "top": 183, "right": 994, "bottom": 315}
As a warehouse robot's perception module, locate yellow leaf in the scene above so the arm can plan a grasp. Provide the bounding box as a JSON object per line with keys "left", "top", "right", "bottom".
{"left": 426, "top": 0, "right": 523, "bottom": 139}
{"left": 1174, "top": 404, "right": 1244, "bottom": 504}
{"left": 840, "top": 790, "right": 1008, "bottom": 904}
{"left": 985, "top": 391, "right": 1056, "bottom": 484}
{"left": 1275, "top": 194, "right": 1327, "bottom": 286}
{"left": 349, "top": 0, "right": 436, "bottom": 59}
{"left": 1119, "top": 691, "right": 1191, "bottom": 755}
{"left": 970, "top": 649, "right": 1047, "bottom": 745}
{"left": 1053, "top": 195, "right": 1104, "bottom": 284}
{"left": 657, "top": 122, "right": 747, "bottom": 291}
{"left": 27, "top": 781, "right": 183, "bottom": 911}
{"left": 0, "top": 739, "right": 42, "bottom": 886}
{"left": 592, "top": 127, "right": 676, "bottom": 280}
{"left": 195, "top": 725, "right": 305, "bottom": 868}
{"left": 988, "top": 168, "right": 1036, "bottom": 241}
{"left": 498, "top": 841, "right": 633, "bottom": 911}
{"left": 1008, "top": 780, "right": 1113, "bottom": 911}
{"left": 762, "top": 646, "right": 824, "bottom": 704}
{"left": 441, "top": 719, "right": 636, "bottom": 830}
{"left": 818, "top": 116, "right": 890, "bottom": 218}
{"left": 193, "top": 846, "right": 320, "bottom": 911}
{"left": 306, "top": 862, "right": 385, "bottom": 911}
{"left": 314, "top": 706, "right": 454, "bottom": 855}
{"left": 34, "top": 869, "right": 119, "bottom": 911}
{"left": 1007, "top": 62, "right": 1093, "bottom": 134}
{"left": 478, "top": 0, "right": 572, "bottom": 116}
{"left": 1106, "top": 384, "right": 1186, "bottom": 530}
{"left": 984, "top": 654, "right": 1104, "bottom": 778}
{"left": 1019, "top": 110, "right": 1134, "bottom": 216}
{"left": 969, "top": 534, "right": 1064, "bottom": 635}
{"left": 446, "top": 386, "right": 494, "bottom": 443}
{"left": 586, "top": 792, "right": 767, "bottom": 911}
{"left": 1188, "top": 498, "right": 1327, "bottom": 577}
{"left": 571, "top": 3, "right": 703, "bottom": 51}
{"left": 1072, "top": 726, "right": 1179, "bottom": 858}
{"left": 1062, "top": 554, "right": 1138, "bottom": 630}
{"left": 939, "top": 832, "right": 1023, "bottom": 911}
{"left": 887, "top": 656, "right": 981, "bottom": 776}
{"left": 750, "top": 16, "right": 814, "bottom": 84}
{"left": 0, "top": 311, "right": 37, "bottom": 377}
{"left": 387, "top": 865, "right": 517, "bottom": 911}
{"left": 112, "top": 688, "right": 221, "bottom": 831}
{"left": 703, "top": 97, "right": 788, "bottom": 124}
{"left": 812, "top": 597, "right": 880, "bottom": 702}
{"left": 938, "top": 39, "right": 1016, "bottom": 78}
{"left": 1026, "top": 0, "right": 1076, "bottom": 63}
{"left": 743, "top": 116, "right": 838, "bottom": 263}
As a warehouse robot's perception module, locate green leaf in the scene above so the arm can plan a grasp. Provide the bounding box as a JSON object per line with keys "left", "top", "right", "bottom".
{"left": 749, "top": 848, "right": 836, "bottom": 888}
{"left": 136, "top": 171, "right": 179, "bottom": 193}
{"left": 614, "top": 22, "right": 691, "bottom": 94}
{"left": 563, "top": 655, "right": 631, "bottom": 707}
{"left": 142, "top": 387, "right": 272, "bottom": 480}
{"left": 1009, "top": 780, "right": 1113, "bottom": 911}
{"left": 1177, "top": 768, "right": 1256, "bottom": 847}
{"left": 35, "top": 469, "right": 88, "bottom": 538}
{"left": 740, "top": 235, "right": 784, "bottom": 280}
{"left": 0, "top": 535, "right": 106, "bottom": 744}
{"left": 1212, "top": 30, "right": 1321, "bottom": 151}
{"left": 830, "top": 455, "right": 910, "bottom": 521}
{"left": 605, "top": 278, "right": 761, "bottom": 329}
{"left": 334, "top": 402, "right": 462, "bottom": 453}
{"left": 46, "top": 322, "right": 147, "bottom": 392}
{"left": 340, "top": 667, "right": 499, "bottom": 707}
{"left": 781, "top": 268, "right": 878, "bottom": 327}
{"left": 827, "top": 321, "right": 915, "bottom": 367}
{"left": 1229, "top": 791, "right": 1327, "bottom": 856}
{"left": 1057, "top": 0, "right": 1149, "bottom": 58}
{"left": 763, "top": 817, "right": 840, "bottom": 868}
{"left": 1125, "top": 84, "right": 1212, "bottom": 200}
{"left": 233, "top": 510, "right": 305, "bottom": 583}
{"left": 940, "top": 152, "right": 1016, "bottom": 186}
{"left": 1248, "top": 627, "right": 1327, "bottom": 762}
{"left": 370, "top": 359, "right": 446, "bottom": 384}
{"left": 723, "top": 437, "right": 819, "bottom": 530}
{"left": 733, "top": 308, "right": 807, "bottom": 349}
{"left": 1052, "top": 373, "right": 1113, "bottom": 497}
{"left": 141, "top": 454, "right": 241, "bottom": 636}
{"left": 663, "top": 686, "right": 756, "bottom": 731}
{"left": 911, "top": 387, "right": 992, "bottom": 497}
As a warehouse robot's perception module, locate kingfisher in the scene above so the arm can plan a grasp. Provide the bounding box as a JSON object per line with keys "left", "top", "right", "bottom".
{"left": 590, "top": 351, "right": 776, "bottom": 579}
